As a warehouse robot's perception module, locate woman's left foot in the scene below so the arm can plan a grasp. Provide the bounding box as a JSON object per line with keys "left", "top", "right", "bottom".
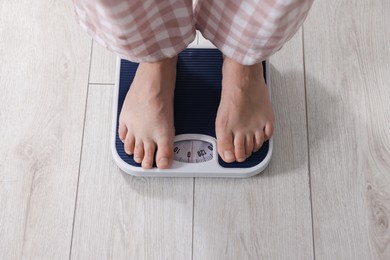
{"left": 216, "top": 57, "right": 275, "bottom": 163}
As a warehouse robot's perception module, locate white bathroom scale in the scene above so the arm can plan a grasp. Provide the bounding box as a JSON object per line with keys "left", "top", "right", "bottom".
{"left": 111, "top": 37, "right": 273, "bottom": 177}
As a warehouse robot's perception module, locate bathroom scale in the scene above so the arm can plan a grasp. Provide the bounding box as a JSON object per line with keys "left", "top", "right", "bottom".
{"left": 111, "top": 33, "right": 273, "bottom": 177}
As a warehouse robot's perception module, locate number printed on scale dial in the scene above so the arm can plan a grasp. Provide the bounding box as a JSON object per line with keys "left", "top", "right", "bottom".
{"left": 173, "top": 140, "right": 214, "bottom": 163}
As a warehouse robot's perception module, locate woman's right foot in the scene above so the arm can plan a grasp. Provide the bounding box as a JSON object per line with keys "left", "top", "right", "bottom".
{"left": 118, "top": 57, "right": 177, "bottom": 169}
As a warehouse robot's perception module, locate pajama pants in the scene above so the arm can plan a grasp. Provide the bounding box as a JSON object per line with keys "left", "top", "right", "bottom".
{"left": 73, "top": 0, "right": 313, "bottom": 65}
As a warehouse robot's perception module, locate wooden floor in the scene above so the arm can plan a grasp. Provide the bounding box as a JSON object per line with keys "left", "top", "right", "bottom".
{"left": 1, "top": 1, "right": 389, "bottom": 259}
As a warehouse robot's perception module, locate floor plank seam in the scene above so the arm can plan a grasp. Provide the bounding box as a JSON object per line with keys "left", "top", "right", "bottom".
{"left": 191, "top": 178, "right": 195, "bottom": 260}
{"left": 89, "top": 82, "right": 115, "bottom": 86}
{"left": 302, "top": 25, "right": 316, "bottom": 260}
{"left": 68, "top": 39, "right": 94, "bottom": 260}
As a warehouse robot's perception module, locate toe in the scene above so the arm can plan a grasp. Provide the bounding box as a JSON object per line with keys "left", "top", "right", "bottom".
{"left": 254, "top": 131, "right": 264, "bottom": 152}
{"left": 234, "top": 133, "right": 246, "bottom": 162}
{"left": 245, "top": 134, "right": 254, "bottom": 158}
{"left": 264, "top": 122, "right": 274, "bottom": 140}
{"left": 133, "top": 140, "right": 144, "bottom": 164}
{"left": 124, "top": 134, "right": 135, "bottom": 155}
{"left": 216, "top": 132, "right": 235, "bottom": 163}
{"left": 142, "top": 142, "right": 156, "bottom": 169}
{"left": 156, "top": 138, "right": 174, "bottom": 169}
{"left": 119, "top": 123, "right": 127, "bottom": 143}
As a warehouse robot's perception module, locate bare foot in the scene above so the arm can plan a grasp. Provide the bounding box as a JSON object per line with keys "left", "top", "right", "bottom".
{"left": 118, "top": 57, "right": 177, "bottom": 169}
{"left": 216, "top": 57, "right": 275, "bottom": 163}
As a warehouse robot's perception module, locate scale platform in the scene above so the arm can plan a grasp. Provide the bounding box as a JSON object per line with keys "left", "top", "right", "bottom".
{"left": 111, "top": 35, "right": 273, "bottom": 177}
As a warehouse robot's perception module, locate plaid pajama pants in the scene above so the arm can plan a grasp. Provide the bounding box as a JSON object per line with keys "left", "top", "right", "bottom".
{"left": 73, "top": 0, "right": 313, "bottom": 65}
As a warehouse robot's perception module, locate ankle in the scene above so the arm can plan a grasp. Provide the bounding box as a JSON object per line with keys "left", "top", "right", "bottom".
{"left": 224, "top": 56, "right": 262, "bottom": 71}
{"left": 147, "top": 56, "right": 178, "bottom": 67}
{"left": 222, "top": 57, "right": 265, "bottom": 93}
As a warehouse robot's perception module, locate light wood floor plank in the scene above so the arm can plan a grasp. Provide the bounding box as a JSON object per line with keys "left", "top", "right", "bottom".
{"left": 304, "top": 0, "right": 390, "bottom": 259}
{"left": 192, "top": 30, "right": 314, "bottom": 260}
{"left": 89, "top": 42, "right": 117, "bottom": 84}
{"left": 70, "top": 84, "right": 194, "bottom": 260}
{"left": 0, "top": 1, "right": 91, "bottom": 259}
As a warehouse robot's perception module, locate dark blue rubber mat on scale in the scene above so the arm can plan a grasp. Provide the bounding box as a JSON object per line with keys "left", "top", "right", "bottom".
{"left": 115, "top": 48, "right": 269, "bottom": 168}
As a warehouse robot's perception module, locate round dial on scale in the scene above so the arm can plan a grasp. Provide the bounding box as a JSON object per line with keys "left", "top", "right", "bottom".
{"left": 173, "top": 140, "right": 214, "bottom": 163}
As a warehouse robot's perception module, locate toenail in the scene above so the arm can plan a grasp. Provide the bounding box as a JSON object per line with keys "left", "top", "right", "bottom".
{"left": 224, "top": 151, "right": 234, "bottom": 161}
{"left": 134, "top": 157, "right": 141, "bottom": 163}
{"left": 143, "top": 162, "right": 152, "bottom": 168}
{"left": 237, "top": 157, "right": 246, "bottom": 162}
{"left": 158, "top": 157, "right": 169, "bottom": 167}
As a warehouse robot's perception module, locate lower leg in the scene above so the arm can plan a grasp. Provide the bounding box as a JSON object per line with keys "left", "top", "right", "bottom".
{"left": 195, "top": 0, "right": 313, "bottom": 162}
{"left": 73, "top": 0, "right": 195, "bottom": 63}
{"left": 73, "top": 0, "right": 197, "bottom": 169}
